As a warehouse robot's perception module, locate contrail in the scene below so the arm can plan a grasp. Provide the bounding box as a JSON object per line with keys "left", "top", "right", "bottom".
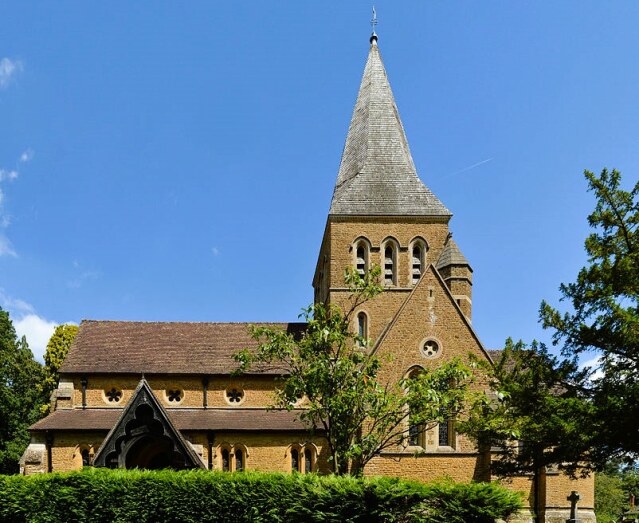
{"left": 446, "top": 158, "right": 493, "bottom": 177}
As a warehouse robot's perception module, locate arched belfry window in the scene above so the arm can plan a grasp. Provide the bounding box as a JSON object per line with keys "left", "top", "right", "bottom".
{"left": 354, "top": 240, "right": 369, "bottom": 277}
{"left": 357, "top": 311, "right": 368, "bottom": 346}
{"left": 383, "top": 241, "right": 397, "bottom": 286}
{"left": 410, "top": 239, "right": 427, "bottom": 285}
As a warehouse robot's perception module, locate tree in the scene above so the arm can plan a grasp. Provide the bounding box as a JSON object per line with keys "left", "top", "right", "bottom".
{"left": 459, "top": 339, "right": 593, "bottom": 522}
{"left": 540, "top": 168, "right": 639, "bottom": 466}
{"left": 41, "top": 324, "right": 78, "bottom": 414}
{"left": 0, "top": 307, "right": 45, "bottom": 474}
{"left": 595, "top": 472, "right": 626, "bottom": 523}
{"left": 235, "top": 267, "right": 475, "bottom": 475}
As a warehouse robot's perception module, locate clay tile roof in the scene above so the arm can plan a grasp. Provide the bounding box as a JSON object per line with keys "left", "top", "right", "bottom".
{"left": 30, "top": 408, "right": 317, "bottom": 432}
{"left": 59, "top": 320, "right": 307, "bottom": 375}
{"left": 329, "top": 39, "right": 451, "bottom": 218}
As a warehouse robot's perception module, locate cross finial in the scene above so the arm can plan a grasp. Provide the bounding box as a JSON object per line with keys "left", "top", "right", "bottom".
{"left": 370, "top": 6, "right": 378, "bottom": 44}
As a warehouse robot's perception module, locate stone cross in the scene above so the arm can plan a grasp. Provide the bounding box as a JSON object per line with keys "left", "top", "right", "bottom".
{"left": 566, "top": 491, "right": 581, "bottom": 523}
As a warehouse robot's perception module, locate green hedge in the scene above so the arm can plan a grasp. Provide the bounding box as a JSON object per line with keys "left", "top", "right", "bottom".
{"left": 0, "top": 469, "right": 522, "bottom": 523}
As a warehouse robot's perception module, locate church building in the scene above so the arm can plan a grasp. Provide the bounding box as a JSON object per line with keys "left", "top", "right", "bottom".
{"left": 21, "top": 31, "right": 595, "bottom": 523}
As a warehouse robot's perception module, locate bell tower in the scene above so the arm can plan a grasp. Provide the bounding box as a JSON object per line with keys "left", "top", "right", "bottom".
{"left": 312, "top": 32, "right": 473, "bottom": 342}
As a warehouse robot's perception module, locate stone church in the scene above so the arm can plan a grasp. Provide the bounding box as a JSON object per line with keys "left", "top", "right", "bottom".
{"left": 21, "top": 32, "right": 594, "bottom": 522}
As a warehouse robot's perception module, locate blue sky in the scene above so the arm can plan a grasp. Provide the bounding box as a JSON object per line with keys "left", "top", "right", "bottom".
{"left": 1, "top": 2, "right": 638, "bottom": 360}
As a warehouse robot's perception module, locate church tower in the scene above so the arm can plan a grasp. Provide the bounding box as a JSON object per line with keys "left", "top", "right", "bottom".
{"left": 312, "top": 32, "right": 474, "bottom": 349}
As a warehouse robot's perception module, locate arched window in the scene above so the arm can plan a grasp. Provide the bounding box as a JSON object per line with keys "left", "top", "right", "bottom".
{"left": 438, "top": 409, "right": 455, "bottom": 448}
{"left": 383, "top": 243, "right": 397, "bottom": 285}
{"left": 304, "top": 448, "right": 313, "bottom": 473}
{"left": 221, "top": 449, "right": 230, "bottom": 472}
{"left": 235, "top": 449, "right": 244, "bottom": 471}
{"left": 81, "top": 448, "right": 91, "bottom": 467}
{"left": 357, "top": 311, "right": 368, "bottom": 346}
{"left": 410, "top": 239, "right": 427, "bottom": 285}
{"left": 412, "top": 245, "right": 422, "bottom": 284}
{"left": 355, "top": 241, "right": 369, "bottom": 276}
{"left": 291, "top": 448, "right": 299, "bottom": 472}
{"left": 406, "top": 368, "right": 425, "bottom": 447}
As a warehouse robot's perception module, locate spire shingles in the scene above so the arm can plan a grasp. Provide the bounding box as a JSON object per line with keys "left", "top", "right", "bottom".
{"left": 329, "top": 40, "right": 451, "bottom": 217}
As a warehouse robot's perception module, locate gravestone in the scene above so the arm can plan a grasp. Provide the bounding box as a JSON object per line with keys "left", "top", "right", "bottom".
{"left": 566, "top": 491, "right": 581, "bottom": 523}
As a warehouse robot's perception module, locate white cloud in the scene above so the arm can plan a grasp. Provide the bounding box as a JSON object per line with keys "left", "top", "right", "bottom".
{"left": 0, "top": 169, "right": 18, "bottom": 182}
{"left": 67, "top": 269, "right": 101, "bottom": 289}
{"left": 0, "top": 289, "right": 34, "bottom": 314}
{"left": 0, "top": 290, "right": 77, "bottom": 362}
{"left": 14, "top": 314, "right": 57, "bottom": 361}
{"left": 19, "top": 149, "right": 33, "bottom": 163}
{"left": 0, "top": 234, "right": 16, "bottom": 257}
{"left": 0, "top": 58, "right": 23, "bottom": 89}
{"left": 0, "top": 149, "right": 34, "bottom": 256}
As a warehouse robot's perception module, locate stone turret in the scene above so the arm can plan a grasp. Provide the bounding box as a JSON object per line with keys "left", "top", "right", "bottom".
{"left": 436, "top": 235, "right": 473, "bottom": 320}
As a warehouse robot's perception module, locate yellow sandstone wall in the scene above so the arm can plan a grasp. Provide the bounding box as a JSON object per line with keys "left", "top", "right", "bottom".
{"left": 66, "top": 375, "right": 280, "bottom": 410}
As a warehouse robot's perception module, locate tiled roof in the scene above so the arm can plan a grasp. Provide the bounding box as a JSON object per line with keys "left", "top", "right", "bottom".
{"left": 30, "top": 408, "right": 315, "bottom": 432}
{"left": 436, "top": 238, "right": 471, "bottom": 269}
{"left": 329, "top": 39, "right": 451, "bottom": 217}
{"left": 59, "top": 320, "right": 307, "bottom": 375}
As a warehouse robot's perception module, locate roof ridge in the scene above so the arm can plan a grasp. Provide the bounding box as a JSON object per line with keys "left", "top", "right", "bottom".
{"left": 80, "top": 319, "right": 307, "bottom": 325}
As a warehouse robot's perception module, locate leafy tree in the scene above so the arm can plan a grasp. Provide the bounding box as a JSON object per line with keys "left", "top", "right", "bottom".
{"left": 459, "top": 339, "right": 593, "bottom": 522}
{"left": 540, "top": 168, "right": 639, "bottom": 466}
{"left": 595, "top": 472, "right": 626, "bottom": 523}
{"left": 41, "top": 324, "right": 78, "bottom": 414}
{"left": 236, "top": 267, "right": 476, "bottom": 475}
{"left": 0, "top": 307, "right": 45, "bottom": 474}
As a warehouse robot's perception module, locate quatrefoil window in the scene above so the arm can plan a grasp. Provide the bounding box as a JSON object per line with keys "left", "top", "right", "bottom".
{"left": 226, "top": 388, "right": 244, "bottom": 404}
{"left": 422, "top": 339, "right": 440, "bottom": 358}
{"left": 166, "top": 389, "right": 184, "bottom": 403}
{"left": 105, "top": 388, "right": 122, "bottom": 403}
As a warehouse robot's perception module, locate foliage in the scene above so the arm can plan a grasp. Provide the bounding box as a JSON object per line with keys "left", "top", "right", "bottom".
{"left": 41, "top": 324, "right": 78, "bottom": 414}
{"left": 540, "top": 168, "right": 639, "bottom": 466}
{"left": 595, "top": 472, "right": 627, "bottom": 523}
{"left": 236, "top": 267, "right": 475, "bottom": 475}
{"left": 0, "top": 468, "right": 523, "bottom": 523}
{"left": 0, "top": 307, "right": 45, "bottom": 474}
{"left": 460, "top": 339, "right": 593, "bottom": 478}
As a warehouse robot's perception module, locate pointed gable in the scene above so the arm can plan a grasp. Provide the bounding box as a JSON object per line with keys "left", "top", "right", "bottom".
{"left": 92, "top": 379, "right": 204, "bottom": 470}
{"left": 329, "top": 38, "right": 451, "bottom": 218}
{"left": 372, "top": 264, "right": 491, "bottom": 377}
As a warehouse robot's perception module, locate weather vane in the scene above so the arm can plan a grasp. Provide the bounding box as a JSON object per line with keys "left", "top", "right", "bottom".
{"left": 370, "top": 6, "right": 378, "bottom": 42}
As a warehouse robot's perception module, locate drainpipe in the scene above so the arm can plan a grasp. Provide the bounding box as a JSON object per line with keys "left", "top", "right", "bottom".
{"left": 80, "top": 377, "right": 88, "bottom": 409}
{"left": 202, "top": 376, "right": 209, "bottom": 409}
{"left": 45, "top": 431, "right": 53, "bottom": 473}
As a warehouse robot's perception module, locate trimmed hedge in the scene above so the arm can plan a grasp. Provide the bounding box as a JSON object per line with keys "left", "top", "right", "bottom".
{"left": 0, "top": 469, "right": 522, "bottom": 523}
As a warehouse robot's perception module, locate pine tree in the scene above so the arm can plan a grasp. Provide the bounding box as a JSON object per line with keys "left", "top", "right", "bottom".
{"left": 0, "top": 307, "right": 45, "bottom": 474}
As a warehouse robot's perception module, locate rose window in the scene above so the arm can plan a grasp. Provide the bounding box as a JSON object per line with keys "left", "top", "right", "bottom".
{"left": 166, "top": 389, "right": 184, "bottom": 402}
{"left": 226, "top": 388, "right": 244, "bottom": 403}
{"left": 105, "top": 388, "right": 122, "bottom": 403}
{"left": 422, "top": 340, "right": 440, "bottom": 358}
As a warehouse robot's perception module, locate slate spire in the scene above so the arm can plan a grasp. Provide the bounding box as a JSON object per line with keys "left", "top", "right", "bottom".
{"left": 329, "top": 36, "right": 451, "bottom": 217}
